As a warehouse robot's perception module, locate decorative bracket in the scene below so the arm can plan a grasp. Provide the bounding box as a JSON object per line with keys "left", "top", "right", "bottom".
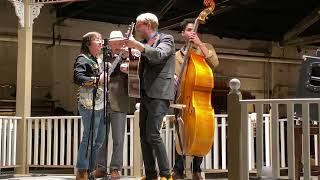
{"left": 29, "top": 3, "right": 44, "bottom": 27}
{"left": 9, "top": 0, "right": 24, "bottom": 27}
{"left": 9, "top": 0, "right": 86, "bottom": 27}
{"left": 9, "top": 0, "right": 44, "bottom": 27}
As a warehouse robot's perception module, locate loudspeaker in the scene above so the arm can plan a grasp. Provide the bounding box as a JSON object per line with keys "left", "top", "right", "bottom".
{"left": 295, "top": 55, "right": 320, "bottom": 121}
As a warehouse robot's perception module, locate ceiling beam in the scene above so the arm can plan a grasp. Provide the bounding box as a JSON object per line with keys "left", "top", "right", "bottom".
{"left": 31, "top": 0, "right": 87, "bottom": 4}
{"left": 159, "top": 5, "right": 234, "bottom": 30}
{"left": 280, "top": 34, "right": 320, "bottom": 46}
{"left": 89, "top": 6, "right": 141, "bottom": 16}
{"left": 158, "top": 0, "right": 176, "bottom": 19}
{"left": 76, "top": 13, "right": 135, "bottom": 23}
{"left": 56, "top": 0, "right": 101, "bottom": 24}
{"left": 283, "top": 7, "right": 320, "bottom": 41}
{"left": 158, "top": 9, "right": 201, "bottom": 30}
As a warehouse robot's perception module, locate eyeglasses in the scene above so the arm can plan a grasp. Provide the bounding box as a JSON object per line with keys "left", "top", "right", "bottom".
{"left": 92, "top": 38, "right": 104, "bottom": 44}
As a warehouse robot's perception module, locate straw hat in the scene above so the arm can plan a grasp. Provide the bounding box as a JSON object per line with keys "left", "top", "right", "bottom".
{"left": 109, "top": 31, "right": 124, "bottom": 41}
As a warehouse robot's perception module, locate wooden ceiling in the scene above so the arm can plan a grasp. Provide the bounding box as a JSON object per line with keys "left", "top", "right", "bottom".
{"left": 55, "top": 0, "right": 320, "bottom": 46}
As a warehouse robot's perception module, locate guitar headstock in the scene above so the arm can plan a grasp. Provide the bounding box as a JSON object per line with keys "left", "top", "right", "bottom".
{"left": 125, "top": 22, "right": 135, "bottom": 39}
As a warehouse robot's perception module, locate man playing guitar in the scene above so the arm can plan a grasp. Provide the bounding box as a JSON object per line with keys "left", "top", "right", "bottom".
{"left": 125, "top": 12, "right": 176, "bottom": 180}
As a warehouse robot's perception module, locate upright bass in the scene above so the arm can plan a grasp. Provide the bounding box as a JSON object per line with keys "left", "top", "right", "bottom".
{"left": 175, "top": 0, "right": 216, "bottom": 156}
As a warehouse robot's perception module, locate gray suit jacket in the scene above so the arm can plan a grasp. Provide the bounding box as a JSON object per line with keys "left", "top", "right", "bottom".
{"left": 142, "top": 33, "right": 176, "bottom": 100}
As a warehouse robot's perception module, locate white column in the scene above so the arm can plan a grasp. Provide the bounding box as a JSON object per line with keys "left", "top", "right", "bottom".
{"left": 10, "top": 0, "right": 43, "bottom": 174}
{"left": 15, "top": 0, "right": 32, "bottom": 174}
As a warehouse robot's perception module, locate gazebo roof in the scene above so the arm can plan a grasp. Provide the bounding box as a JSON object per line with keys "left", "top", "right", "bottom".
{"left": 54, "top": 0, "right": 320, "bottom": 46}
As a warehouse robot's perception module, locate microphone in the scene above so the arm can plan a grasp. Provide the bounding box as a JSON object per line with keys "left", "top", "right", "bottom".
{"left": 103, "top": 38, "right": 113, "bottom": 62}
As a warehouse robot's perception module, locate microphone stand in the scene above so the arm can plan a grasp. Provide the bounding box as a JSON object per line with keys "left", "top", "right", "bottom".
{"left": 100, "top": 40, "right": 126, "bottom": 180}
{"left": 102, "top": 42, "right": 112, "bottom": 180}
{"left": 86, "top": 73, "right": 100, "bottom": 180}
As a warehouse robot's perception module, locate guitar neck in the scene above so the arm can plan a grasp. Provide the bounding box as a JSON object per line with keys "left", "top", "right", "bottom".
{"left": 128, "top": 47, "right": 134, "bottom": 60}
{"left": 108, "top": 52, "right": 124, "bottom": 75}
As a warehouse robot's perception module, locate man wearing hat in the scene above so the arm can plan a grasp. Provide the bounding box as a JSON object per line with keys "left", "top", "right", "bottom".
{"left": 94, "top": 30, "right": 130, "bottom": 179}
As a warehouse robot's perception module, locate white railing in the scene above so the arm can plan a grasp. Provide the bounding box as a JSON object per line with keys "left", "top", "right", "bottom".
{"left": 0, "top": 116, "right": 20, "bottom": 168}
{"left": 202, "top": 113, "right": 271, "bottom": 171}
{"left": 16, "top": 107, "right": 318, "bottom": 176}
{"left": 96, "top": 113, "right": 310, "bottom": 174}
{"left": 26, "top": 116, "right": 82, "bottom": 167}
{"left": 240, "top": 98, "right": 320, "bottom": 180}
{"left": 203, "top": 114, "right": 228, "bottom": 170}
{"left": 25, "top": 115, "right": 137, "bottom": 175}
{"left": 25, "top": 113, "right": 320, "bottom": 175}
{"left": 24, "top": 114, "right": 235, "bottom": 174}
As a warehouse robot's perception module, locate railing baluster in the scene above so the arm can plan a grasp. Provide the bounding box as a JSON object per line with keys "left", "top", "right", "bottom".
{"left": 205, "top": 149, "right": 212, "bottom": 170}
{"left": 123, "top": 118, "right": 128, "bottom": 176}
{"left": 34, "top": 119, "right": 40, "bottom": 165}
{"left": 73, "top": 118, "right": 81, "bottom": 167}
{"left": 27, "top": 118, "right": 32, "bottom": 165}
{"left": 53, "top": 118, "right": 58, "bottom": 165}
{"left": 60, "top": 118, "right": 65, "bottom": 165}
{"left": 302, "top": 103, "right": 311, "bottom": 179}
{"left": 264, "top": 115, "right": 271, "bottom": 167}
{"left": 313, "top": 121, "right": 318, "bottom": 166}
{"left": 221, "top": 117, "right": 227, "bottom": 169}
{"left": 213, "top": 117, "right": 219, "bottom": 169}
{"left": 287, "top": 103, "right": 295, "bottom": 179}
{"left": 47, "top": 119, "right": 52, "bottom": 165}
{"left": 318, "top": 102, "right": 320, "bottom": 170}
{"left": 73, "top": 118, "right": 79, "bottom": 167}
{"left": 248, "top": 114, "right": 254, "bottom": 170}
{"left": 40, "top": 118, "right": 46, "bottom": 165}
{"left": 66, "top": 118, "right": 72, "bottom": 165}
{"left": 256, "top": 104, "right": 264, "bottom": 177}
{"left": 280, "top": 119, "right": 286, "bottom": 168}
{"left": 210, "top": 117, "right": 218, "bottom": 170}
{"left": 1, "top": 119, "right": 7, "bottom": 166}
{"left": 12, "top": 119, "right": 17, "bottom": 165}
{"left": 0, "top": 119, "right": 2, "bottom": 165}
{"left": 271, "top": 103, "right": 280, "bottom": 178}
{"left": 7, "top": 119, "right": 12, "bottom": 166}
